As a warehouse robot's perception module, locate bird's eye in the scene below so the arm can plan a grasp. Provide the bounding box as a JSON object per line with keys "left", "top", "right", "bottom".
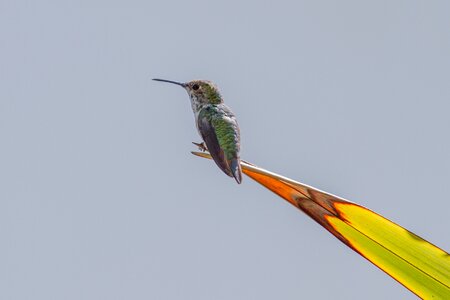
{"left": 192, "top": 84, "right": 200, "bottom": 90}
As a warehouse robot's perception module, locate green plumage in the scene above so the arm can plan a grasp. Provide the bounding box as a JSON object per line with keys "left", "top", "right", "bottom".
{"left": 203, "top": 84, "right": 222, "bottom": 104}
{"left": 199, "top": 105, "right": 239, "bottom": 160}
{"left": 197, "top": 102, "right": 241, "bottom": 183}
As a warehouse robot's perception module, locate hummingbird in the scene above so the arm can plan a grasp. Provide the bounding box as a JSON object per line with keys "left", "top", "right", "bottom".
{"left": 153, "top": 78, "right": 242, "bottom": 184}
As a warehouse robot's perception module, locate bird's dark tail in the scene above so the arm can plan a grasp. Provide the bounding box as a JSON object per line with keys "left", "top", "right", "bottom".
{"left": 230, "top": 158, "right": 242, "bottom": 184}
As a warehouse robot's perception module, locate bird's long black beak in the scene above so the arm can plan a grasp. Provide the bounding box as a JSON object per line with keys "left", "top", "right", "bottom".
{"left": 152, "top": 78, "right": 186, "bottom": 87}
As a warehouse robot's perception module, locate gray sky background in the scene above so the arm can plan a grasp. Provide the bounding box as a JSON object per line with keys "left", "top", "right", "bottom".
{"left": 1, "top": 1, "right": 449, "bottom": 299}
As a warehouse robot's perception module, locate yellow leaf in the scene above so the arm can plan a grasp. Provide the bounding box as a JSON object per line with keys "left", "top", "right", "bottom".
{"left": 192, "top": 152, "right": 450, "bottom": 299}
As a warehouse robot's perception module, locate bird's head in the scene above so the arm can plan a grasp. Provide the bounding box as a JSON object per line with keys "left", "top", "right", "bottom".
{"left": 153, "top": 78, "right": 224, "bottom": 105}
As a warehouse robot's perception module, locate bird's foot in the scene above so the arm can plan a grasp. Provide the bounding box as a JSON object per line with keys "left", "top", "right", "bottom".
{"left": 192, "top": 141, "right": 208, "bottom": 152}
